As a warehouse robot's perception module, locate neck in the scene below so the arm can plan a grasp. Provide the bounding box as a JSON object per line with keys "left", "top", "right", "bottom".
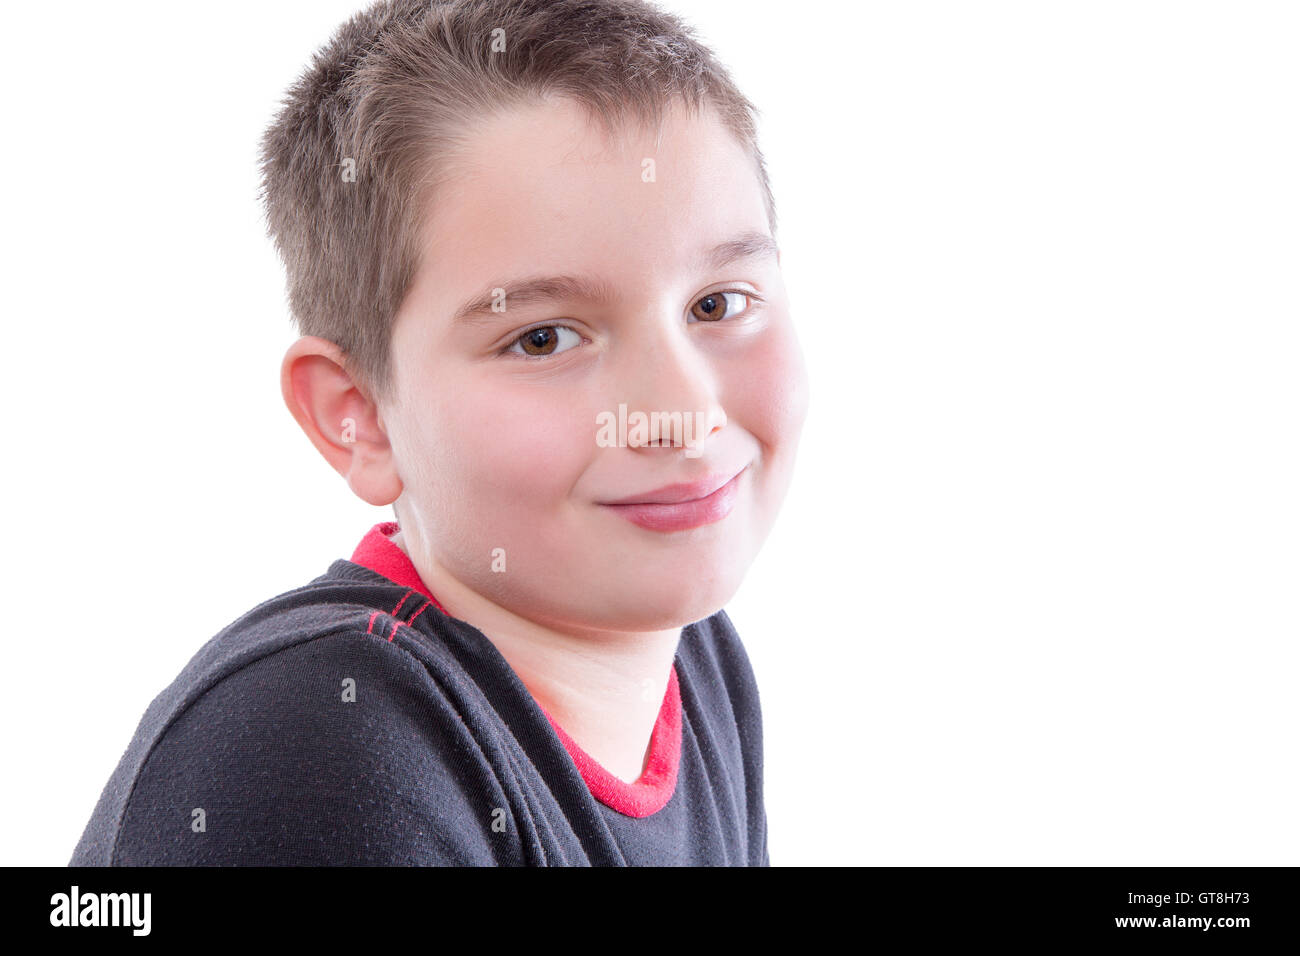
{"left": 390, "top": 530, "right": 680, "bottom": 783}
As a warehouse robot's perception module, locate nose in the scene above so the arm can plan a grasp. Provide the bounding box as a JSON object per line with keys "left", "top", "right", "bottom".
{"left": 617, "top": 319, "right": 727, "bottom": 457}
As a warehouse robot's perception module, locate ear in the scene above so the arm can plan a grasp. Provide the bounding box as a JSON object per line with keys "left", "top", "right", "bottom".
{"left": 279, "top": 336, "right": 402, "bottom": 507}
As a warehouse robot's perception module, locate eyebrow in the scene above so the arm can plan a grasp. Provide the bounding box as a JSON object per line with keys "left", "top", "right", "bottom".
{"left": 449, "top": 230, "right": 779, "bottom": 325}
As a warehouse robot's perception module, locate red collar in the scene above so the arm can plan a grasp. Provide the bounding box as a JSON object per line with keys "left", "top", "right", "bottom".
{"left": 350, "top": 521, "right": 446, "bottom": 610}
{"left": 349, "top": 521, "right": 681, "bottom": 818}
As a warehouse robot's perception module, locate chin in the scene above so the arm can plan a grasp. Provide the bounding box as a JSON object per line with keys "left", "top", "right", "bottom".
{"left": 600, "top": 573, "right": 746, "bottom": 631}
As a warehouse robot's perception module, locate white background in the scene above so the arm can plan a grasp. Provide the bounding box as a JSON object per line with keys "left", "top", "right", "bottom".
{"left": 1, "top": 1, "right": 1296, "bottom": 866}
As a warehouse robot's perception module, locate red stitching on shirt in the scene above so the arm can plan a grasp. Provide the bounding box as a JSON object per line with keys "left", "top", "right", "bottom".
{"left": 391, "top": 590, "right": 416, "bottom": 617}
{"left": 362, "top": 596, "right": 428, "bottom": 644}
{"left": 406, "top": 600, "right": 431, "bottom": 626}
{"left": 380, "top": 599, "right": 431, "bottom": 643}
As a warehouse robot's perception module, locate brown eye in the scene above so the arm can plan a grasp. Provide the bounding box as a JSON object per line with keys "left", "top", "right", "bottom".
{"left": 521, "top": 327, "right": 558, "bottom": 355}
{"left": 690, "top": 291, "right": 751, "bottom": 322}
{"left": 506, "top": 325, "right": 582, "bottom": 358}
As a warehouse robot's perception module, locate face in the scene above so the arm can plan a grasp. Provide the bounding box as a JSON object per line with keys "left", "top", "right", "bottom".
{"left": 381, "top": 94, "right": 808, "bottom": 634}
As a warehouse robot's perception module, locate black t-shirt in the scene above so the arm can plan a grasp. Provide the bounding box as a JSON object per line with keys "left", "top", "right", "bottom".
{"left": 69, "top": 522, "right": 769, "bottom": 866}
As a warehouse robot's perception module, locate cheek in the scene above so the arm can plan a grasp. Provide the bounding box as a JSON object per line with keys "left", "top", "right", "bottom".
{"left": 428, "top": 379, "right": 595, "bottom": 501}
{"left": 733, "top": 316, "right": 811, "bottom": 449}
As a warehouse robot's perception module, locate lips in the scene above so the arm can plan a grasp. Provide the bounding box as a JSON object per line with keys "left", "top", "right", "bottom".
{"left": 600, "top": 470, "right": 741, "bottom": 506}
{"left": 598, "top": 466, "right": 747, "bottom": 532}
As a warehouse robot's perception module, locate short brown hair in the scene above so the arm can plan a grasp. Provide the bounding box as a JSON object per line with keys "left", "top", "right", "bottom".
{"left": 258, "top": 0, "right": 777, "bottom": 404}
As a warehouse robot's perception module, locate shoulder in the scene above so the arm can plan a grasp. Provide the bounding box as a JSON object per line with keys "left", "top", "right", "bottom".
{"left": 109, "top": 628, "right": 512, "bottom": 865}
{"left": 679, "top": 608, "right": 769, "bottom": 866}
{"left": 676, "top": 607, "right": 765, "bottom": 759}
{"left": 679, "top": 608, "right": 762, "bottom": 714}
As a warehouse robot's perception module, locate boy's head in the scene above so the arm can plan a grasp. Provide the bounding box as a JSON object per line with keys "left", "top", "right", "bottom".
{"left": 266, "top": 0, "right": 808, "bottom": 632}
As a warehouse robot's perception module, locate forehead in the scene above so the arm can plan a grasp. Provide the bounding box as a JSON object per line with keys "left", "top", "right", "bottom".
{"left": 438, "top": 94, "right": 743, "bottom": 198}
{"left": 411, "top": 95, "right": 769, "bottom": 294}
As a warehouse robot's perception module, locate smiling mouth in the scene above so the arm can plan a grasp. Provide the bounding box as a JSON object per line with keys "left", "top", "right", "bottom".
{"left": 598, "top": 466, "right": 747, "bottom": 532}
{"left": 599, "top": 469, "right": 741, "bottom": 506}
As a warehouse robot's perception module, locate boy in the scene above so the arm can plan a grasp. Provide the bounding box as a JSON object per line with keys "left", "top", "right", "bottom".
{"left": 70, "top": 0, "right": 807, "bottom": 866}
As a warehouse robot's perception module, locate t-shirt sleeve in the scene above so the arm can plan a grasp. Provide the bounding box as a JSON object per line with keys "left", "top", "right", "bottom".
{"left": 110, "top": 631, "right": 514, "bottom": 866}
